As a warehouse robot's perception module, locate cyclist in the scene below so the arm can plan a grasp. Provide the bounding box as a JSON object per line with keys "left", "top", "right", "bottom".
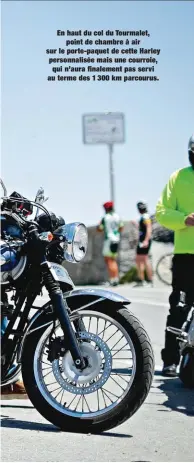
{"left": 97, "top": 201, "right": 124, "bottom": 286}
{"left": 134, "top": 201, "right": 153, "bottom": 287}
{"left": 156, "top": 134, "right": 194, "bottom": 376}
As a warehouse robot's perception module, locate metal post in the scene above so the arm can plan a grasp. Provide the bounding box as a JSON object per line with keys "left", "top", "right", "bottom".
{"left": 108, "top": 143, "right": 115, "bottom": 204}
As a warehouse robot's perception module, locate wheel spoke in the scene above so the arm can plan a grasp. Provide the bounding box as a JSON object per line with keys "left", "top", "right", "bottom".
{"left": 43, "top": 370, "right": 53, "bottom": 378}
{"left": 67, "top": 394, "right": 78, "bottom": 409}
{"left": 88, "top": 316, "right": 92, "bottom": 333}
{"left": 47, "top": 381, "right": 58, "bottom": 387}
{"left": 102, "top": 387, "right": 120, "bottom": 400}
{"left": 111, "top": 367, "right": 132, "bottom": 375}
{"left": 96, "top": 317, "right": 99, "bottom": 335}
{"left": 111, "top": 372, "right": 131, "bottom": 383}
{"left": 60, "top": 389, "right": 65, "bottom": 405}
{"left": 110, "top": 334, "right": 125, "bottom": 351}
{"left": 101, "top": 389, "right": 109, "bottom": 407}
{"left": 53, "top": 387, "right": 63, "bottom": 399}
{"left": 111, "top": 342, "right": 129, "bottom": 357}
{"left": 97, "top": 389, "right": 100, "bottom": 411}
{"left": 74, "top": 395, "right": 82, "bottom": 412}
{"left": 41, "top": 361, "right": 52, "bottom": 367}
{"left": 98, "top": 320, "right": 112, "bottom": 339}
{"left": 83, "top": 395, "right": 91, "bottom": 412}
{"left": 42, "top": 366, "right": 52, "bottom": 371}
{"left": 110, "top": 375, "right": 126, "bottom": 391}
{"left": 104, "top": 328, "right": 119, "bottom": 344}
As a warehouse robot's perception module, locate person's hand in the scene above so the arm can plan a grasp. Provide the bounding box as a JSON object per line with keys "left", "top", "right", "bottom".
{"left": 141, "top": 240, "right": 149, "bottom": 248}
{"left": 185, "top": 214, "right": 194, "bottom": 226}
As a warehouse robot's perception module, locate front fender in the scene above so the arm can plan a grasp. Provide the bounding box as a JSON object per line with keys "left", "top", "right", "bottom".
{"left": 66, "top": 288, "right": 130, "bottom": 311}
{"left": 18, "top": 288, "right": 130, "bottom": 363}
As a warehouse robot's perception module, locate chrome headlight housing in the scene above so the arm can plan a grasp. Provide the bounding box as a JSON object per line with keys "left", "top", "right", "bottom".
{"left": 54, "top": 223, "right": 88, "bottom": 263}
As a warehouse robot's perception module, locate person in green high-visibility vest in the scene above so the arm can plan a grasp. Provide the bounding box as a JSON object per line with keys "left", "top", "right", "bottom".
{"left": 156, "top": 134, "right": 194, "bottom": 377}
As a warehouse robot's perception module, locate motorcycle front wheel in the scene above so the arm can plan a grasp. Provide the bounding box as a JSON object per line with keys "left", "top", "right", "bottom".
{"left": 22, "top": 305, "right": 154, "bottom": 433}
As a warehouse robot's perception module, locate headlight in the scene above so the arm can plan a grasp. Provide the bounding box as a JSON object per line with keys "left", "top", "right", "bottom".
{"left": 54, "top": 223, "right": 88, "bottom": 263}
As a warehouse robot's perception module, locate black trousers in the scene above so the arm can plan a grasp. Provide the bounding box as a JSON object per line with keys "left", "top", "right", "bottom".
{"left": 161, "top": 254, "right": 194, "bottom": 366}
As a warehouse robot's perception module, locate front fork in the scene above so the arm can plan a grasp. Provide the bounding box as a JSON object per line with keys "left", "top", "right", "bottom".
{"left": 25, "top": 223, "right": 86, "bottom": 370}
{"left": 42, "top": 263, "right": 86, "bottom": 370}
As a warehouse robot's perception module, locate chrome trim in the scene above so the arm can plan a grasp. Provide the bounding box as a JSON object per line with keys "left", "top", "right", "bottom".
{"left": 69, "top": 297, "right": 105, "bottom": 317}
{"left": 12, "top": 255, "right": 27, "bottom": 280}
{"left": 49, "top": 262, "right": 74, "bottom": 288}
{"left": 54, "top": 222, "right": 88, "bottom": 263}
{"left": 67, "top": 288, "right": 130, "bottom": 304}
{"left": 0, "top": 256, "right": 6, "bottom": 265}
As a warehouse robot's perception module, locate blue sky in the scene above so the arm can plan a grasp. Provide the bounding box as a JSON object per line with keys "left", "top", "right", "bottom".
{"left": 1, "top": 1, "right": 194, "bottom": 225}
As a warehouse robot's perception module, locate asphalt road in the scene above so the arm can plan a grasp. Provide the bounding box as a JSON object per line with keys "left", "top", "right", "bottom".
{"left": 1, "top": 283, "right": 194, "bottom": 462}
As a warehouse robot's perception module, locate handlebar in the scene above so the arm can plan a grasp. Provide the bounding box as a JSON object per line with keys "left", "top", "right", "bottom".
{"left": 1, "top": 196, "right": 53, "bottom": 231}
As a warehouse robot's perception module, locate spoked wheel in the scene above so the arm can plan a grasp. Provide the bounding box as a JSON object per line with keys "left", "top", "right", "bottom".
{"left": 22, "top": 305, "right": 154, "bottom": 433}
{"left": 156, "top": 253, "right": 173, "bottom": 286}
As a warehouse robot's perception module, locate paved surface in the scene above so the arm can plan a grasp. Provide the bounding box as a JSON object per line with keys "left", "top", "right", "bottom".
{"left": 1, "top": 283, "right": 194, "bottom": 462}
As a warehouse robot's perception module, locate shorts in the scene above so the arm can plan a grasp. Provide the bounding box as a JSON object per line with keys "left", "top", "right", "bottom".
{"left": 103, "top": 240, "right": 119, "bottom": 258}
{"left": 136, "top": 240, "right": 152, "bottom": 255}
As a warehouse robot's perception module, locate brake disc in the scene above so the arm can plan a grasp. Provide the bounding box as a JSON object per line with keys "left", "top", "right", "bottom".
{"left": 52, "top": 331, "right": 112, "bottom": 395}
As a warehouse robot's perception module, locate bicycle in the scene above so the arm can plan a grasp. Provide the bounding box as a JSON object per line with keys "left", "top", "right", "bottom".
{"left": 155, "top": 251, "right": 173, "bottom": 286}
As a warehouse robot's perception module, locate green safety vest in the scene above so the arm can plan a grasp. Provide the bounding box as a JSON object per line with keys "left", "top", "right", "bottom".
{"left": 156, "top": 166, "right": 194, "bottom": 254}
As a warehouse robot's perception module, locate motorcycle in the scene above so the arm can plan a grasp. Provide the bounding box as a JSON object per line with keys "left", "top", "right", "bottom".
{"left": 0, "top": 180, "right": 155, "bottom": 433}
{"left": 167, "top": 294, "right": 194, "bottom": 388}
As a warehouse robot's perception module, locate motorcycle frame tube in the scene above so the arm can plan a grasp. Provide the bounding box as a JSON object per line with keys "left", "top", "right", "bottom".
{"left": 1, "top": 287, "right": 38, "bottom": 379}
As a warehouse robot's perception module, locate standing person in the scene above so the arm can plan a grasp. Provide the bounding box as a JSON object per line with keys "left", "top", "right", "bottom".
{"left": 134, "top": 201, "right": 153, "bottom": 287}
{"left": 97, "top": 201, "right": 124, "bottom": 286}
{"left": 156, "top": 134, "right": 194, "bottom": 376}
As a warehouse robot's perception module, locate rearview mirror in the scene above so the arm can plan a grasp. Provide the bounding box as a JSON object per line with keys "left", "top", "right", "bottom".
{"left": 34, "top": 187, "right": 49, "bottom": 220}
{"left": 0, "top": 179, "right": 7, "bottom": 197}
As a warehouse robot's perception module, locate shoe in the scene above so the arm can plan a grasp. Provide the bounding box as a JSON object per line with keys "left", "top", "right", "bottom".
{"left": 0, "top": 380, "right": 28, "bottom": 399}
{"left": 161, "top": 364, "right": 178, "bottom": 377}
{"left": 110, "top": 278, "right": 119, "bottom": 287}
{"left": 133, "top": 280, "right": 145, "bottom": 287}
{"left": 145, "top": 280, "right": 154, "bottom": 287}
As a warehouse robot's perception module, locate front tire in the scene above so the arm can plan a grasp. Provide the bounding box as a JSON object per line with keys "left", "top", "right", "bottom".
{"left": 22, "top": 305, "right": 154, "bottom": 433}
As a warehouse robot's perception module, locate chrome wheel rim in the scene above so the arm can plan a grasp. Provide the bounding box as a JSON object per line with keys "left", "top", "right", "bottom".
{"left": 34, "top": 310, "right": 136, "bottom": 418}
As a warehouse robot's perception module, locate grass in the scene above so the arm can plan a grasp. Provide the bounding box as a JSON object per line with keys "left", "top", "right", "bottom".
{"left": 119, "top": 266, "right": 149, "bottom": 284}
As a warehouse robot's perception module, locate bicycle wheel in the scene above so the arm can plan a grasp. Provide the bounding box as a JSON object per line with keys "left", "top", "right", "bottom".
{"left": 156, "top": 253, "right": 173, "bottom": 286}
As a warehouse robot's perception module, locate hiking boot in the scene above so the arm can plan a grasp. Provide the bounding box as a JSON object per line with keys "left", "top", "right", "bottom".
{"left": 162, "top": 364, "right": 178, "bottom": 377}
{"left": 0, "top": 380, "right": 28, "bottom": 399}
